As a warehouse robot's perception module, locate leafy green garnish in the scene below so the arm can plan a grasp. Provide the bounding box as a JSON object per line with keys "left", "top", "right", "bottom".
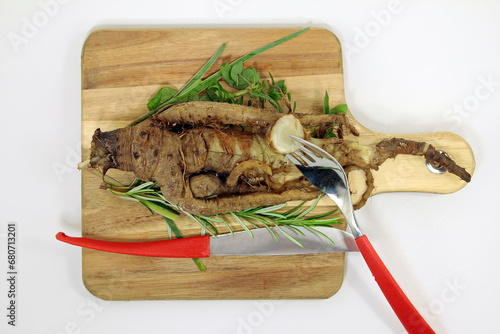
{"left": 324, "top": 128, "right": 336, "bottom": 138}
{"left": 323, "top": 90, "right": 347, "bottom": 115}
{"left": 147, "top": 87, "right": 177, "bottom": 111}
{"left": 129, "top": 28, "right": 309, "bottom": 125}
{"left": 322, "top": 90, "right": 348, "bottom": 138}
{"left": 331, "top": 104, "right": 348, "bottom": 115}
{"left": 146, "top": 57, "right": 292, "bottom": 113}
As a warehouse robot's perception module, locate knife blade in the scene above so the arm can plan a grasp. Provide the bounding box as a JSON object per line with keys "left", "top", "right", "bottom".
{"left": 56, "top": 226, "right": 358, "bottom": 258}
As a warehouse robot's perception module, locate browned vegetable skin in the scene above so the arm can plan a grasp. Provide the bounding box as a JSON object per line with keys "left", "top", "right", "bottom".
{"left": 88, "top": 101, "right": 471, "bottom": 216}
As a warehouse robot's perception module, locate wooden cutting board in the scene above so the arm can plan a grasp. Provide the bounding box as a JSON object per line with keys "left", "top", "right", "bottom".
{"left": 80, "top": 28, "right": 475, "bottom": 300}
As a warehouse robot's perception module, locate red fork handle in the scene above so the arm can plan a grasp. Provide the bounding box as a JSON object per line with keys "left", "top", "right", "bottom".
{"left": 355, "top": 235, "right": 435, "bottom": 334}
{"left": 56, "top": 232, "right": 211, "bottom": 258}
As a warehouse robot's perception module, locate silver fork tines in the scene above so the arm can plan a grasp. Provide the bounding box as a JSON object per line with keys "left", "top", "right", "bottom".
{"left": 294, "top": 148, "right": 316, "bottom": 166}
{"left": 299, "top": 142, "right": 325, "bottom": 159}
{"left": 287, "top": 135, "right": 360, "bottom": 237}
{"left": 285, "top": 152, "right": 303, "bottom": 166}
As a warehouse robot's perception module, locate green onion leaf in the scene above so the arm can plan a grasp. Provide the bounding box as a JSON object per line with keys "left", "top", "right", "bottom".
{"left": 323, "top": 90, "right": 329, "bottom": 114}
{"left": 139, "top": 200, "right": 179, "bottom": 220}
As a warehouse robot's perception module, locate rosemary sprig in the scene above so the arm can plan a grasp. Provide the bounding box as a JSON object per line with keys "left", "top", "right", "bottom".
{"left": 103, "top": 179, "right": 342, "bottom": 247}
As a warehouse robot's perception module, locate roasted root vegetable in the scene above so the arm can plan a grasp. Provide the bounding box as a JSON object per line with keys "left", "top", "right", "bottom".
{"left": 86, "top": 101, "right": 471, "bottom": 216}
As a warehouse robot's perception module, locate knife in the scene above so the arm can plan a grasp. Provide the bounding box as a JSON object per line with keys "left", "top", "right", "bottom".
{"left": 56, "top": 226, "right": 358, "bottom": 258}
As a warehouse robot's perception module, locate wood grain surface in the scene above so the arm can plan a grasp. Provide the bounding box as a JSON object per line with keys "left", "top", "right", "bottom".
{"left": 81, "top": 28, "right": 475, "bottom": 300}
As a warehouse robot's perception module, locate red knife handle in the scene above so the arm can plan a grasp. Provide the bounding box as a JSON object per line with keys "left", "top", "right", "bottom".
{"left": 355, "top": 235, "right": 435, "bottom": 334}
{"left": 56, "top": 232, "right": 211, "bottom": 258}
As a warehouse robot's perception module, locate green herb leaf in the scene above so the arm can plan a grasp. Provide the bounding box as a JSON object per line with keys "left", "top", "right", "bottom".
{"left": 229, "top": 212, "right": 253, "bottom": 238}
{"left": 267, "top": 90, "right": 281, "bottom": 101}
{"left": 253, "top": 202, "right": 288, "bottom": 214}
{"left": 295, "top": 194, "right": 322, "bottom": 219}
{"left": 147, "top": 87, "right": 177, "bottom": 111}
{"left": 187, "top": 90, "right": 199, "bottom": 101}
{"left": 138, "top": 199, "right": 179, "bottom": 220}
{"left": 323, "top": 90, "right": 348, "bottom": 115}
{"left": 199, "top": 93, "right": 212, "bottom": 101}
{"left": 254, "top": 92, "right": 282, "bottom": 112}
{"left": 206, "top": 82, "right": 234, "bottom": 102}
{"left": 323, "top": 90, "right": 330, "bottom": 114}
{"left": 216, "top": 214, "right": 234, "bottom": 236}
{"left": 241, "top": 67, "right": 260, "bottom": 85}
{"left": 230, "top": 61, "right": 243, "bottom": 82}
{"left": 235, "top": 96, "right": 244, "bottom": 105}
{"left": 272, "top": 79, "right": 287, "bottom": 94}
{"left": 330, "top": 104, "right": 347, "bottom": 115}
{"left": 324, "top": 128, "right": 337, "bottom": 138}
{"left": 198, "top": 216, "right": 219, "bottom": 235}
{"left": 220, "top": 62, "right": 234, "bottom": 86}
{"left": 274, "top": 225, "right": 303, "bottom": 248}
{"left": 164, "top": 217, "right": 183, "bottom": 239}
{"left": 184, "top": 212, "right": 217, "bottom": 236}
{"left": 242, "top": 216, "right": 279, "bottom": 241}
{"left": 283, "top": 201, "right": 306, "bottom": 218}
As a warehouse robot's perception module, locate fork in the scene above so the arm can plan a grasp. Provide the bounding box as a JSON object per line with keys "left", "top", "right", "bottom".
{"left": 287, "top": 136, "right": 435, "bottom": 334}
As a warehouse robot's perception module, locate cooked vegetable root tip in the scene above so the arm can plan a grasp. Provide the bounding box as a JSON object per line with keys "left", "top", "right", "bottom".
{"left": 266, "top": 114, "right": 305, "bottom": 154}
{"left": 423, "top": 144, "right": 471, "bottom": 182}
{"left": 374, "top": 138, "right": 471, "bottom": 182}
{"left": 86, "top": 102, "right": 471, "bottom": 215}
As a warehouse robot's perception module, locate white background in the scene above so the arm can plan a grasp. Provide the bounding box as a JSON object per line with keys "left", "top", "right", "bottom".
{"left": 1, "top": 0, "right": 499, "bottom": 333}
